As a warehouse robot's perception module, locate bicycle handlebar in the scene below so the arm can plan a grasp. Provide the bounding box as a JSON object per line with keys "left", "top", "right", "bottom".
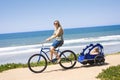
{"left": 36, "top": 40, "right": 45, "bottom": 44}
{"left": 39, "top": 40, "right": 49, "bottom": 48}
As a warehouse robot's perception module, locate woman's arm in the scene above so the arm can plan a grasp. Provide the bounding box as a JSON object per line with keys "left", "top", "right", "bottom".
{"left": 46, "top": 27, "right": 62, "bottom": 41}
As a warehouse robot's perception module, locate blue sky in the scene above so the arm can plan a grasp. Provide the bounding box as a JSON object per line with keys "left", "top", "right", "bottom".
{"left": 0, "top": 0, "right": 120, "bottom": 34}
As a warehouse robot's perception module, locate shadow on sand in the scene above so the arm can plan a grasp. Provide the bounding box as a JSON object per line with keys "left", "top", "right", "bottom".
{"left": 43, "top": 62, "right": 109, "bottom": 73}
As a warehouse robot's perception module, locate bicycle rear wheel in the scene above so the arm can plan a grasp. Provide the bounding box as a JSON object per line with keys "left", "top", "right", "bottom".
{"left": 59, "top": 50, "right": 77, "bottom": 69}
{"left": 28, "top": 54, "right": 47, "bottom": 73}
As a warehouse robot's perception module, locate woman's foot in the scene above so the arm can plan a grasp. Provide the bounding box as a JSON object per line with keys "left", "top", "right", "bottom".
{"left": 57, "top": 58, "right": 61, "bottom": 63}
{"left": 51, "top": 58, "right": 57, "bottom": 63}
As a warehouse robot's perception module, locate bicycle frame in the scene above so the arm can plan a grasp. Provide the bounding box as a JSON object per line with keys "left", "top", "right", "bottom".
{"left": 28, "top": 42, "right": 77, "bottom": 73}
{"left": 39, "top": 44, "right": 62, "bottom": 61}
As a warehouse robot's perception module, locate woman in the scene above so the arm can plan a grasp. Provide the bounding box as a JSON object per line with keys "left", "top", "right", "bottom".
{"left": 46, "top": 20, "right": 64, "bottom": 63}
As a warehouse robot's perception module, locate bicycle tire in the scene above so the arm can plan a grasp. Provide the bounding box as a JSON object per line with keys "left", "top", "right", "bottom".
{"left": 28, "top": 54, "right": 47, "bottom": 73}
{"left": 59, "top": 50, "right": 77, "bottom": 69}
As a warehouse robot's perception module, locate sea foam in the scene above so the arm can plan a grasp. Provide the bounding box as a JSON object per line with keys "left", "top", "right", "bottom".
{"left": 0, "top": 35, "right": 120, "bottom": 56}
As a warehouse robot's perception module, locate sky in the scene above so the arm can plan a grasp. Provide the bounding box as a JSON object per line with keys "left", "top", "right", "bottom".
{"left": 0, "top": 0, "right": 120, "bottom": 34}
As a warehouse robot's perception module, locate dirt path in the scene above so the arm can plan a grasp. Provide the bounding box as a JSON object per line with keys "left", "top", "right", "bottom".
{"left": 0, "top": 54, "right": 120, "bottom": 80}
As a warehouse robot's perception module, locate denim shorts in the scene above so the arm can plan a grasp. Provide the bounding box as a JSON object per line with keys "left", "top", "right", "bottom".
{"left": 52, "top": 40, "right": 63, "bottom": 48}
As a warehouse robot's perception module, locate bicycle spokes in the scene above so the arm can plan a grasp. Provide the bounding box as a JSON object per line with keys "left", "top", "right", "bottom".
{"left": 28, "top": 54, "right": 47, "bottom": 73}
{"left": 59, "top": 50, "right": 77, "bottom": 69}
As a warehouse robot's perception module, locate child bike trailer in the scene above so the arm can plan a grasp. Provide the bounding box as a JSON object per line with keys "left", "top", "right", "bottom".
{"left": 78, "top": 43, "right": 105, "bottom": 65}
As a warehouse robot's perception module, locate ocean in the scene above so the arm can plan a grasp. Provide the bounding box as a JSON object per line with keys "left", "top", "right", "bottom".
{"left": 0, "top": 25, "right": 120, "bottom": 65}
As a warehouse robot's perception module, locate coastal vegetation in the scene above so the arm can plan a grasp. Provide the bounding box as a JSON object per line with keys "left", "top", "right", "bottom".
{"left": 97, "top": 65, "right": 120, "bottom": 80}
{"left": 0, "top": 63, "right": 27, "bottom": 72}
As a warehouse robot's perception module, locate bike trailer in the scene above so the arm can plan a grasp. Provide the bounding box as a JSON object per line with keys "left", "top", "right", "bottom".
{"left": 78, "top": 43, "right": 105, "bottom": 65}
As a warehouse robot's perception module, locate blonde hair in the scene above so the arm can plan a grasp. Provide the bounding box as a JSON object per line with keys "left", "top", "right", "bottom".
{"left": 90, "top": 47, "right": 99, "bottom": 55}
{"left": 54, "top": 20, "right": 62, "bottom": 27}
{"left": 94, "top": 47, "right": 99, "bottom": 52}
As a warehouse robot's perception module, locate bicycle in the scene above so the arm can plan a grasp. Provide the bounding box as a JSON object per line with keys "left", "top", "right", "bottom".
{"left": 28, "top": 42, "right": 77, "bottom": 73}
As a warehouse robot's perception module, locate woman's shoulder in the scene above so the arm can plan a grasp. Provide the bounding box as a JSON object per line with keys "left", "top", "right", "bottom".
{"left": 57, "top": 26, "right": 62, "bottom": 31}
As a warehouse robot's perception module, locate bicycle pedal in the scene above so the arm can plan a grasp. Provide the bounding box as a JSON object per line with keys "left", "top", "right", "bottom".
{"left": 51, "top": 58, "right": 57, "bottom": 62}
{"left": 52, "top": 62, "right": 57, "bottom": 64}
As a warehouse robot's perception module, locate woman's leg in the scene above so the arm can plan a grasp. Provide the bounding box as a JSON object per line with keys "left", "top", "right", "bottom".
{"left": 50, "top": 46, "right": 60, "bottom": 60}
{"left": 50, "top": 46, "right": 54, "bottom": 60}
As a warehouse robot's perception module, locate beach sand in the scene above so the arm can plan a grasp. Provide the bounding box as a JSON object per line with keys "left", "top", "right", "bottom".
{"left": 0, "top": 54, "right": 120, "bottom": 80}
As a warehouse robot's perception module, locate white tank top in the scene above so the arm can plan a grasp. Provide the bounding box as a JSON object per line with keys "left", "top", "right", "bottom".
{"left": 54, "top": 27, "right": 63, "bottom": 41}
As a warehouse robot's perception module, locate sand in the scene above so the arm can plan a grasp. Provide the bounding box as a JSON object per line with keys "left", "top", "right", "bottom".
{"left": 0, "top": 54, "right": 120, "bottom": 80}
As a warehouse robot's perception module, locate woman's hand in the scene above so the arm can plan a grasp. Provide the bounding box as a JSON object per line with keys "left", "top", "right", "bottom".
{"left": 46, "top": 35, "right": 55, "bottom": 41}
{"left": 46, "top": 38, "right": 51, "bottom": 41}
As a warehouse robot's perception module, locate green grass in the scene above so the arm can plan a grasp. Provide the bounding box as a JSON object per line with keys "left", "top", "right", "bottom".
{"left": 0, "top": 63, "right": 28, "bottom": 72}
{"left": 0, "top": 62, "right": 53, "bottom": 73}
{"left": 97, "top": 65, "right": 120, "bottom": 80}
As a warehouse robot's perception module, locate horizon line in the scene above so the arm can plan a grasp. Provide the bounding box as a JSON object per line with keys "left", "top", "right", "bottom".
{"left": 0, "top": 24, "right": 120, "bottom": 35}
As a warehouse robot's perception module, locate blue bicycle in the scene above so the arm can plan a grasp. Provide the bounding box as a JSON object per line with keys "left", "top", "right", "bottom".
{"left": 28, "top": 42, "right": 77, "bottom": 73}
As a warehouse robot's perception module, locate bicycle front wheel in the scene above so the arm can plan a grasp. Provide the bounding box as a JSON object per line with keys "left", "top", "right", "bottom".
{"left": 28, "top": 54, "right": 47, "bottom": 73}
{"left": 59, "top": 50, "right": 77, "bottom": 69}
